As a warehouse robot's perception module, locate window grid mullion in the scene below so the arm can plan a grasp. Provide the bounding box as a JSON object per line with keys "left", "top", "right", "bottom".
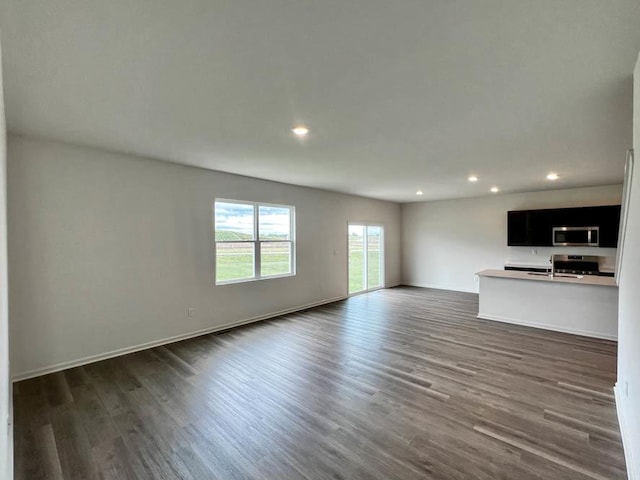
{"left": 215, "top": 200, "right": 295, "bottom": 284}
{"left": 215, "top": 240, "right": 256, "bottom": 244}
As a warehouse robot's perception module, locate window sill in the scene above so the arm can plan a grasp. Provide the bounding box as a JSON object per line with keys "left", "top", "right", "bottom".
{"left": 215, "top": 272, "right": 296, "bottom": 286}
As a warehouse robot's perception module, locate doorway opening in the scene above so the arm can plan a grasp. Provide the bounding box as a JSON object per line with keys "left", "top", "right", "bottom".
{"left": 348, "top": 224, "right": 384, "bottom": 295}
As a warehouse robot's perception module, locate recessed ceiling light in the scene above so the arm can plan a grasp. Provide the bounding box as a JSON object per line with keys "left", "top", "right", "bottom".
{"left": 468, "top": 175, "right": 478, "bottom": 182}
{"left": 546, "top": 172, "right": 559, "bottom": 180}
{"left": 416, "top": 190, "right": 423, "bottom": 196}
{"left": 291, "top": 125, "right": 309, "bottom": 137}
{"left": 490, "top": 186, "right": 499, "bottom": 193}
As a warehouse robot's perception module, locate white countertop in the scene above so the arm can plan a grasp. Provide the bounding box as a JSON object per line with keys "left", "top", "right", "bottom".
{"left": 477, "top": 269, "right": 618, "bottom": 288}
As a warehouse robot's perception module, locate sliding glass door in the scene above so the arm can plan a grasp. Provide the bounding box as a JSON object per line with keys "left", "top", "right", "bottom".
{"left": 348, "top": 224, "right": 384, "bottom": 295}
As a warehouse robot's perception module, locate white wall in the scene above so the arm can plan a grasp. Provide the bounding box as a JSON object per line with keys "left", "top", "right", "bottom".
{"left": 7, "top": 135, "right": 401, "bottom": 378}
{"left": 402, "top": 185, "right": 622, "bottom": 293}
{"left": 0, "top": 37, "right": 12, "bottom": 480}
{"left": 616, "top": 52, "right": 640, "bottom": 480}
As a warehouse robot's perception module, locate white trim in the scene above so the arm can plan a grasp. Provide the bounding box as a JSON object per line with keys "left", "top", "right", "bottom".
{"left": 348, "top": 287, "right": 382, "bottom": 298}
{"left": 214, "top": 199, "right": 296, "bottom": 285}
{"left": 11, "top": 295, "right": 347, "bottom": 382}
{"left": 615, "top": 383, "right": 638, "bottom": 480}
{"left": 477, "top": 313, "right": 618, "bottom": 341}
{"left": 402, "top": 282, "right": 478, "bottom": 294}
{"left": 216, "top": 271, "right": 295, "bottom": 286}
{"left": 347, "top": 222, "right": 385, "bottom": 295}
{"left": 615, "top": 149, "right": 634, "bottom": 285}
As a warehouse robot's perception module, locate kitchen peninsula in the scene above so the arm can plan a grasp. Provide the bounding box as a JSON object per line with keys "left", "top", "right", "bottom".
{"left": 476, "top": 269, "right": 618, "bottom": 340}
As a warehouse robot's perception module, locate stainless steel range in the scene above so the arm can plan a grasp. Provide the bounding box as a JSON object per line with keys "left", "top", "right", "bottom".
{"left": 552, "top": 254, "right": 613, "bottom": 276}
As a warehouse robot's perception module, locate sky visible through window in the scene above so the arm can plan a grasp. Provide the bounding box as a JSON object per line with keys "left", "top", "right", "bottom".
{"left": 215, "top": 202, "right": 290, "bottom": 240}
{"left": 215, "top": 201, "right": 294, "bottom": 282}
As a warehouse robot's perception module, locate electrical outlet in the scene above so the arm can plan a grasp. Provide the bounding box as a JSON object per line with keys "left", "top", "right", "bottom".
{"left": 531, "top": 249, "right": 537, "bottom": 255}
{"left": 188, "top": 308, "right": 194, "bottom": 317}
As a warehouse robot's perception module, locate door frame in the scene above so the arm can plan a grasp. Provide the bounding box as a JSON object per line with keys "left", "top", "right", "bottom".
{"left": 347, "top": 222, "right": 385, "bottom": 296}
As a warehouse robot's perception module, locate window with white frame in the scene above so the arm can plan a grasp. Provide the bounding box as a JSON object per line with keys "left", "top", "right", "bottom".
{"left": 214, "top": 200, "right": 295, "bottom": 284}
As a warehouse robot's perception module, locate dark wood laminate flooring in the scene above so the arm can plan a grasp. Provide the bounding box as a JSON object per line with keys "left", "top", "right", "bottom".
{"left": 14, "top": 287, "right": 627, "bottom": 479}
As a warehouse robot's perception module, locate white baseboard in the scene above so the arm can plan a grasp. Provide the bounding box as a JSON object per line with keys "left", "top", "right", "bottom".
{"left": 476, "top": 313, "right": 618, "bottom": 341}
{"left": 615, "top": 383, "right": 638, "bottom": 480}
{"left": 401, "top": 282, "right": 478, "bottom": 294}
{"left": 12, "top": 295, "right": 347, "bottom": 382}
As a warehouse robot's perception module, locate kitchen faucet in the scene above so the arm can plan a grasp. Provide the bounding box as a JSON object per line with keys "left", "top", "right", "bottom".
{"left": 549, "top": 254, "right": 555, "bottom": 278}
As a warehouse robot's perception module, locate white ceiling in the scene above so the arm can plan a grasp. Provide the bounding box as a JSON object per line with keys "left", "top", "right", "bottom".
{"left": 1, "top": 1, "right": 640, "bottom": 202}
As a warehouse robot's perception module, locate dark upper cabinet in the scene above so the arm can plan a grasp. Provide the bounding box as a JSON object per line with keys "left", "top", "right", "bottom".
{"left": 507, "top": 209, "right": 552, "bottom": 246}
{"left": 597, "top": 205, "right": 622, "bottom": 247}
{"left": 507, "top": 205, "right": 621, "bottom": 247}
{"left": 507, "top": 210, "right": 532, "bottom": 246}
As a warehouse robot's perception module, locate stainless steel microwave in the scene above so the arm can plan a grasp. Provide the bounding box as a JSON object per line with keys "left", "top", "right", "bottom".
{"left": 552, "top": 226, "right": 599, "bottom": 247}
